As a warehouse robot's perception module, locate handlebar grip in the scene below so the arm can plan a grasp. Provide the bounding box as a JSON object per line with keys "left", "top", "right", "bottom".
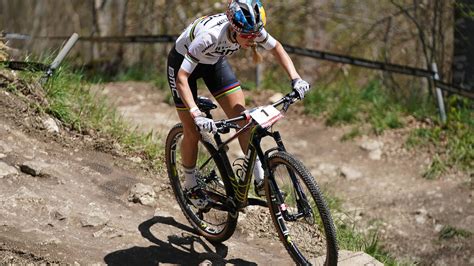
{"left": 287, "top": 91, "right": 298, "bottom": 99}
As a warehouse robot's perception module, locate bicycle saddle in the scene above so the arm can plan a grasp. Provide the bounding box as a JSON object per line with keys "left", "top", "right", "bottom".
{"left": 197, "top": 96, "right": 217, "bottom": 113}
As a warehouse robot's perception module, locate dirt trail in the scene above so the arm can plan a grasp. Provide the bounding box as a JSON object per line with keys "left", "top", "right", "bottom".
{"left": 0, "top": 83, "right": 292, "bottom": 265}
{"left": 95, "top": 81, "right": 473, "bottom": 265}
{"left": 0, "top": 79, "right": 472, "bottom": 265}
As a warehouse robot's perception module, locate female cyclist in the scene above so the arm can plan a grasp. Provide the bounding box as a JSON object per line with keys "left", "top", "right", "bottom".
{"left": 167, "top": 0, "right": 311, "bottom": 209}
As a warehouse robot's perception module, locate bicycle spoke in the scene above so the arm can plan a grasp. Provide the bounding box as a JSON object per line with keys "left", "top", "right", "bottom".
{"left": 266, "top": 152, "right": 338, "bottom": 265}
{"left": 165, "top": 125, "right": 237, "bottom": 242}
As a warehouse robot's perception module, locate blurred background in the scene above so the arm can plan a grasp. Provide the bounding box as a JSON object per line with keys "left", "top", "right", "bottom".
{"left": 1, "top": 1, "right": 473, "bottom": 265}
{"left": 2, "top": 0, "right": 472, "bottom": 95}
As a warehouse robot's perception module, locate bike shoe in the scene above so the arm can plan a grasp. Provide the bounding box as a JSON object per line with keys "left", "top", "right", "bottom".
{"left": 185, "top": 185, "right": 210, "bottom": 209}
{"left": 254, "top": 180, "right": 266, "bottom": 197}
{"left": 255, "top": 180, "right": 288, "bottom": 199}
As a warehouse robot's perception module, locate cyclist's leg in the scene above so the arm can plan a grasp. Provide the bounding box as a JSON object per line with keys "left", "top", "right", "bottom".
{"left": 216, "top": 89, "right": 250, "bottom": 152}
{"left": 215, "top": 81, "right": 266, "bottom": 193}
{"left": 203, "top": 57, "right": 250, "bottom": 152}
{"left": 204, "top": 58, "right": 265, "bottom": 189}
{"left": 167, "top": 47, "right": 201, "bottom": 188}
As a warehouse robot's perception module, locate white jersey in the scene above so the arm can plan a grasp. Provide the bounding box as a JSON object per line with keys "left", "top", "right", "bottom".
{"left": 175, "top": 13, "right": 277, "bottom": 73}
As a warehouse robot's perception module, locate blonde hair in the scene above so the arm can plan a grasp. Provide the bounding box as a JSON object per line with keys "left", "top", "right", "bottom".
{"left": 251, "top": 44, "right": 263, "bottom": 64}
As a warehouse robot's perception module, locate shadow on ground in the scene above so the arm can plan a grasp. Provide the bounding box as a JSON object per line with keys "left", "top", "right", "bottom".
{"left": 104, "top": 216, "right": 257, "bottom": 266}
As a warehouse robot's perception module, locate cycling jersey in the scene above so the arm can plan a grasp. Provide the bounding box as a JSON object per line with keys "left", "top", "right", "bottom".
{"left": 175, "top": 13, "right": 277, "bottom": 73}
{"left": 167, "top": 47, "right": 240, "bottom": 111}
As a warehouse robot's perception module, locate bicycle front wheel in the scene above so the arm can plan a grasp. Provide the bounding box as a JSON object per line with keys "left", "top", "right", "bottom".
{"left": 165, "top": 124, "right": 238, "bottom": 242}
{"left": 265, "top": 151, "right": 338, "bottom": 265}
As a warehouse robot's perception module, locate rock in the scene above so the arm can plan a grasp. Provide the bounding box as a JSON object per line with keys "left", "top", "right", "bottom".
{"left": 42, "top": 117, "right": 60, "bottom": 133}
{"left": 128, "top": 183, "right": 156, "bottom": 206}
{"left": 20, "top": 161, "right": 50, "bottom": 177}
{"left": 93, "top": 226, "right": 123, "bottom": 239}
{"left": 154, "top": 209, "right": 172, "bottom": 218}
{"left": 340, "top": 166, "right": 363, "bottom": 180}
{"left": 414, "top": 208, "right": 429, "bottom": 225}
{"left": 359, "top": 138, "right": 384, "bottom": 151}
{"left": 318, "top": 163, "right": 339, "bottom": 177}
{"left": 41, "top": 237, "right": 62, "bottom": 245}
{"left": 13, "top": 187, "right": 44, "bottom": 204}
{"left": 312, "top": 250, "right": 383, "bottom": 266}
{"left": 80, "top": 204, "right": 110, "bottom": 227}
{"left": 0, "top": 140, "right": 12, "bottom": 153}
{"left": 415, "top": 215, "right": 427, "bottom": 225}
{"left": 129, "top": 157, "right": 142, "bottom": 163}
{"left": 459, "top": 215, "right": 474, "bottom": 231}
{"left": 0, "top": 162, "right": 17, "bottom": 178}
{"left": 52, "top": 206, "right": 71, "bottom": 221}
{"left": 269, "top": 93, "right": 284, "bottom": 104}
{"left": 434, "top": 224, "right": 444, "bottom": 233}
{"left": 369, "top": 149, "right": 383, "bottom": 160}
{"left": 0, "top": 153, "right": 6, "bottom": 159}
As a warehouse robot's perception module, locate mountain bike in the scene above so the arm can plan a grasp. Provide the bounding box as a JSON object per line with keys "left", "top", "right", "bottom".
{"left": 165, "top": 91, "right": 338, "bottom": 265}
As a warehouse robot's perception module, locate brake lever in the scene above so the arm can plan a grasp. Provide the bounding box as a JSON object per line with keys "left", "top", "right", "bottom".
{"left": 216, "top": 121, "right": 241, "bottom": 134}
{"left": 282, "top": 100, "right": 291, "bottom": 113}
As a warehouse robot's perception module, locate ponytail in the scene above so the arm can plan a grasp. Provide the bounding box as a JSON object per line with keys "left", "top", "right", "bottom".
{"left": 252, "top": 44, "right": 263, "bottom": 64}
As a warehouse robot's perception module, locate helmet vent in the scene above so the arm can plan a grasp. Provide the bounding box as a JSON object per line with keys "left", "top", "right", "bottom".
{"left": 254, "top": 4, "right": 260, "bottom": 24}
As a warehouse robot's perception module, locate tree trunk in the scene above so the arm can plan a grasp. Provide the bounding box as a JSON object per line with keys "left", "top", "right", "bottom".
{"left": 452, "top": 0, "right": 474, "bottom": 90}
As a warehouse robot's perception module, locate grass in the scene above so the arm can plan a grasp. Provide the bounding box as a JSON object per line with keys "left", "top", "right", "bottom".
{"left": 322, "top": 193, "right": 407, "bottom": 265}
{"left": 8, "top": 63, "right": 470, "bottom": 264}
{"left": 300, "top": 77, "right": 472, "bottom": 179}
{"left": 304, "top": 80, "right": 406, "bottom": 134}
{"left": 341, "top": 127, "right": 362, "bottom": 142}
{"left": 438, "top": 225, "right": 472, "bottom": 240}
{"left": 35, "top": 66, "right": 401, "bottom": 264}
{"left": 12, "top": 66, "right": 165, "bottom": 166}
{"left": 406, "top": 96, "right": 473, "bottom": 179}
{"left": 79, "top": 63, "right": 169, "bottom": 90}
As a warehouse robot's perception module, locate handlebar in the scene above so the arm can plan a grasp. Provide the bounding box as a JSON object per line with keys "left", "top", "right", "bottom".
{"left": 214, "top": 91, "right": 300, "bottom": 133}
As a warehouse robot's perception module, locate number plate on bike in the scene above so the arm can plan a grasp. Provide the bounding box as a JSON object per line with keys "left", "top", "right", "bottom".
{"left": 250, "top": 105, "right": 284, "bottom": 128}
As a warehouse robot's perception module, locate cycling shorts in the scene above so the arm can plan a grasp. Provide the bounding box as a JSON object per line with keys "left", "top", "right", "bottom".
{"left": 167, "top": 46, "right": 241, "bottom": 111}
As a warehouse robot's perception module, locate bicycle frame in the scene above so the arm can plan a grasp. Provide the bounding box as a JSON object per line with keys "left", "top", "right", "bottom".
{"left": 199, "top": 108, "right": 298, "bottom": 211}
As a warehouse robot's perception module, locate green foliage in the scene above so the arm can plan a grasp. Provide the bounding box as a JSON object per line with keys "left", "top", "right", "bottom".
{"left": 322, "top": 191, "right": 405, "bottom": 265}
{"left": 423, "top": 155, "right": 447, "bottom": 180}
{"left": 304, "top": 80, "right": 405, "bottom": 134}
{"left": 261, "top": 67, "right": 292, "bottom": 93}
{"left": 20, "top": 67, "right": 164, "bottom": 163}
{"left": 80, "top": 63, "right": 169, "bottom": 90}
{"left": 406, "top": 96, "right": 473, "bottom": 178}
{"left": 341, "top": 127, "right": 362, "bottom": 142}
{"left": 439, "top": 225, "right": 472, "bottom": 240}
{"left": 335, "top": 220, "right": 401, "bottom": 265}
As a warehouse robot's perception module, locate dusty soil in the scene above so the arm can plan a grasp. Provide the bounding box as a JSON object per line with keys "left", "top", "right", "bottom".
{"left": 92, "top": 81, "right": 473, "bottom": 265}
{"left": 0, "top": 75, "right": 472, "bottom": 265}
{"left": 0, "top": 76, "right": 292, "bottom": 265}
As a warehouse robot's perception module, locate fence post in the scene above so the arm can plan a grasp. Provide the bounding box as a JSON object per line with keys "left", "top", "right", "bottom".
{"left": 432, "top": 63, "right": 447, "bottom": 124}
{"left": 40, "top": 33, "right": 79, "bottom": 84}
{"left": 256, "top": 63, "right": 262, "bottom": 89}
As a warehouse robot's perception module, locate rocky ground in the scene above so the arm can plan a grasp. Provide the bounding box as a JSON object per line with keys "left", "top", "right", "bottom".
{"left": 92, "top": 81, "right": 473, "bottom": 265}
{"left": 0, "top": 74, "right": 472, "bottom": 265}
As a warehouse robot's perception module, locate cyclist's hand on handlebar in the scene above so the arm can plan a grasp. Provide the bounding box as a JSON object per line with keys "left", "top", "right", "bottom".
{"left": 190, "top": 107, "right": 217, "bottom": 134}
{"left": 291, "top": 78, "right": 311, "bottom": 100}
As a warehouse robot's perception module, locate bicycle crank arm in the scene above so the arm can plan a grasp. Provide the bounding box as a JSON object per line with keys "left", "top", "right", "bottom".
{"left": 247, "top": 198, "right": 268, "bottom": 207}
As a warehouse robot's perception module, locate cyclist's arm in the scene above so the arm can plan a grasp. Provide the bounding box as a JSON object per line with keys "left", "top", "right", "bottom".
{"left": 270, "top": 41, "right": 301, "bottom": 81}
{"left": 177, "top": 34, "right": 216, "bottom": 110}
{"left": 176, "top": 69, "right": 198, "bottom": 110}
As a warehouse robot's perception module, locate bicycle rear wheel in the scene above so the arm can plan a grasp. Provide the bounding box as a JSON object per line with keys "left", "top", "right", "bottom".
{"left": 265, "top": 151, "right": 338, "bottom": 265}
{"left": 165, "top": 124, "right": 238, "bottom": 242}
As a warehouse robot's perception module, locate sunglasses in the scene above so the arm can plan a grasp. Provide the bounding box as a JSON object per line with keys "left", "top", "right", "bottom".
{"left": 238, "top": 32, "right": 259, "bottom": 39}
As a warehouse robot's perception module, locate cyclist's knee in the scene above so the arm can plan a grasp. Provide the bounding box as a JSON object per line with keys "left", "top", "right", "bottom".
{"left": 183, "top": 124, "right": 200, "bottom": 142}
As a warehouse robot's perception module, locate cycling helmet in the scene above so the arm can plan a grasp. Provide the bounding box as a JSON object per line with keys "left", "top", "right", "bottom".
{"left": 226, "top": 0, "right": 266, "bottom": 38}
